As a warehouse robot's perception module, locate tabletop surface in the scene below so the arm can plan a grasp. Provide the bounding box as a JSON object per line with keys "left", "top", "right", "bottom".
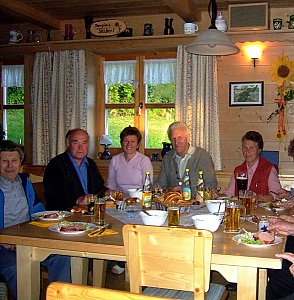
{"left": 0, "top": 205, "right": 286, "bottom": 267}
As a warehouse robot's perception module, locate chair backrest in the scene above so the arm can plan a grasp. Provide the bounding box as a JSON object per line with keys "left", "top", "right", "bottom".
{"left": 122, "top": 225, "right": 213, "bottom": 300}
{"left": 46, "top": 281, "right": 174, "bottom": 300}
{"left": 260, "top": 150, "right": 279, "bottom": 168}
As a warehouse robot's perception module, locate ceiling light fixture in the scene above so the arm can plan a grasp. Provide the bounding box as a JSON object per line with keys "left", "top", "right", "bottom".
{"left": 185, "top": 0, "right": 240, "bottom": 56}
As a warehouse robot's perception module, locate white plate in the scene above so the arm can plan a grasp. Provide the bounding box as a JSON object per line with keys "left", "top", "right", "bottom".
{"left": 32, "top": 211, "right": 72, "bottom": 221}
{"left": 233, "top": 234, "right": 282, "bottom": 247}
{"left": 259, "top": 203, "right": 285, "bottom": 212}
{"left": 48, "top": 222, "right": 96, "bottom": 235}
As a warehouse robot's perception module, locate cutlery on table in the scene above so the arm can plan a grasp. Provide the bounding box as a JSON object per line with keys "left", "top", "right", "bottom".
{"left": 142, "top": 209, "right": 152, "bottom": 216}
{"left": 88, "top": 224, "right": 111, "bottom": 237}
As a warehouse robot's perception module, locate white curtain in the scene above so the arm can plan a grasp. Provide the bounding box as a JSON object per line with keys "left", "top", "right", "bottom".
{"left": 144, "top": 59, "right": 176, "bottom": 84}
{"left": 31, "top": 50, "right": 87, "bottom": 165}
{"left": 104, "top": 60, "right": 136, "bottom": 84}
{"left": 176, "top": 45, "right": 222, "bottom": 170}
{"left": 1, "top": 65, "right": 24, "bottom": 87}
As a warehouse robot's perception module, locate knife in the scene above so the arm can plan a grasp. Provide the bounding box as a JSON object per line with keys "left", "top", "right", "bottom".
{"left": 87, "top": 224, "right": 111, "bottom": 237}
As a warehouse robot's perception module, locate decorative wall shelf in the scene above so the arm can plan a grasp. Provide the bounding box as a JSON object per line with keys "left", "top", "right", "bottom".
{"left": 0, "top": 30, "right": 293, "bottom": 58}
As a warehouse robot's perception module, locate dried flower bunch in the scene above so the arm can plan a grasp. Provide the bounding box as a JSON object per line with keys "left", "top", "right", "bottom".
{"left": 267, "top": 55, "right": 294, "bottom": 141}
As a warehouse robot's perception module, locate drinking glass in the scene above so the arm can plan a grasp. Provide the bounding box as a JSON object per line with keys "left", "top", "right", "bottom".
{"left": 167, "top": 206, "right": 180, "bottom": 227}
{"left": 224, "top": 199, "right": 241, "bottom": 232}
{"left": 94, "top": 198, "right": 106, "bottom": 226}
{"left": 236, "top": 172, "right": 248, "bottom": 199}
{"left": 239, "top": 190, "right": 252, "bottom": 217}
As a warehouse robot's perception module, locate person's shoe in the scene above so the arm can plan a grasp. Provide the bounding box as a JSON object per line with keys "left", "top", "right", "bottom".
{"left": 226, "top": 283, "right": 237, "bottom": 291}
{"left": 111, "top": 264, "right": 125, "bottom": 275}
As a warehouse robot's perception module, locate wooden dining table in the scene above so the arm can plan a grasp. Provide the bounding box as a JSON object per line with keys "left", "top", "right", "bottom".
{"left": 0, "top": 207, "right": 286, "bottom": 300}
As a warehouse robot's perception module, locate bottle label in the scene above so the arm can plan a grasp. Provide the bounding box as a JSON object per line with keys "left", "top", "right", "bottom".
{"left": 196, "top": 191, "right": 204, "bottom": 203}
{"left": 142, "top": 192, "right": 152, "bottom": 209}
{"left": 182, "top": 187, "right": 191, "bottom": 201}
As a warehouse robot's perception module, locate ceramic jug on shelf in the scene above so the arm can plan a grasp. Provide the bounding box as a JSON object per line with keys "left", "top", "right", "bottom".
{"left": 215, "top": 11, "right": 228, "bottom": 32}
{"left": 161, "top": 142, "right": 172, "bottom": 158}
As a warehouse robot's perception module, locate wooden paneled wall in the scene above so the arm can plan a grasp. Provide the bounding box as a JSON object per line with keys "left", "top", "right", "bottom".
{"left": 218, "top": 41, "right": 294, "bottom": 175}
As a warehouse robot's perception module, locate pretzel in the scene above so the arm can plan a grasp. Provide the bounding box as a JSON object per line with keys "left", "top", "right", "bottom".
{"left": 162, "top": 191, "right": 184, "bottom": 205}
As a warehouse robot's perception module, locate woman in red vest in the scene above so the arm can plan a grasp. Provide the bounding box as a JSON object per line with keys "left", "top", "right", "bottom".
{"left": 225, "top": 131, "right": 281, "bottom": 202}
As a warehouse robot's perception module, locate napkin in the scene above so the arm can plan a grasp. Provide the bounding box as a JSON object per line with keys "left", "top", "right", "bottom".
{"left": 87, "top": 229, "right": 118, "bottom": 238}
{"left": 29, "top": 221, "right": 58, "bottom": 228}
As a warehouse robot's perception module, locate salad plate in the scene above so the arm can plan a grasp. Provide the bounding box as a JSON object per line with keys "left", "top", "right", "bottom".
{"left": 48, "top": 222, "right": 95, "bottom": 235}
{"left": 32, "top": 210, "right": 71, "bottom": 221}
{"left": 233, "top": 233, "right": 282, "bottom": 248}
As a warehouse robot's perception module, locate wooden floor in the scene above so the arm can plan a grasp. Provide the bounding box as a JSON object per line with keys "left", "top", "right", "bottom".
{"left": 38, "top": 261, "right": 237, "bottom": 300}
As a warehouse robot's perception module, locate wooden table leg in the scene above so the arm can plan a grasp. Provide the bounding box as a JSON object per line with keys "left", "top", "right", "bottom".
{"left": 92, "top": 259, "right": 107, "bottom": 287}
{"left": 17, "top": 245, "right": 40, "bottom": 300}
{"left": 71, "top": 257, "right": 88, "bottom": 285}
{"left": 237, "top": 266, "right": 258, "bottom": 300}
{"left": 258, "top": 269, "right": 267, "bottom": 300}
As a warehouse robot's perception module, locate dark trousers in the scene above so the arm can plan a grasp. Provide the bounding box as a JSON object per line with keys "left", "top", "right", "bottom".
{"left": 266, "top": 236, "right": 294, "bottom": 300}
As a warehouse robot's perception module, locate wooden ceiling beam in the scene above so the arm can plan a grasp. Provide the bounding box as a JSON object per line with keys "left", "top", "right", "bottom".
{"left": 162, "top": 0, "right": 201, "bottom": 22}
{"left": 0, "top": 0, "right": 61, "bottom": 29}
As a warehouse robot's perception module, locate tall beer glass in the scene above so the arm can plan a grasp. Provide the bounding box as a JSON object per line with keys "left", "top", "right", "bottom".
{"left": 224, "top": 199, "right": 241, "bottom": 232}
{"left": 236, "top": 172, "right": 248, "bottom": 199}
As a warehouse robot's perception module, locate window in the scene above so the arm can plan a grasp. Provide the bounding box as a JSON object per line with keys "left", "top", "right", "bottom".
{"left": 1, "top": 65, "right": 24, "bottom": 144}
{"left": 102, "top": 56, "right": 176, "bottom": 152}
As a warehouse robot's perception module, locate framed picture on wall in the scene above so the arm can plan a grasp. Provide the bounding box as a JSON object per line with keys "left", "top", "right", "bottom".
{"left": 229, "top": 81, "right": 264, "bottom": 106}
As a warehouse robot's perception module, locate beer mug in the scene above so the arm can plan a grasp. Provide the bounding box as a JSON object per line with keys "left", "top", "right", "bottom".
{"left": 9, "top": 30, "right": 23, "bottom": 44}
{"left": 224, "top": 199, "right": 241, "bottom": 232}
{"left": 239, "top": 190, "right": 253, "bottom": 216}
{"left": 94, "top": 198, "right": 106, "bottom": 226}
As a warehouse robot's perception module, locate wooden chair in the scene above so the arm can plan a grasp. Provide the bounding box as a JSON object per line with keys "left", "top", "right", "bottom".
{"left": 122, "top": 225, "right": 228, "bottom": 300}
{"left": 46, "top": 281, "right": 174, "bottom": 300}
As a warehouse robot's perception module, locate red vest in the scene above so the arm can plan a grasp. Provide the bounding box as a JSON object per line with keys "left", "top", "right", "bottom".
{"left": 234, "top": 156, "right": 278, "bottom": 196}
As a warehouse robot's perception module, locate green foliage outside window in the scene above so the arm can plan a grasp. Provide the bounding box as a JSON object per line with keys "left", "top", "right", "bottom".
{"left": 5, "top": 87, "right": 24, "bottom": 144}
{"left": 107, "top": 83, "right": 175, "bottom": 148}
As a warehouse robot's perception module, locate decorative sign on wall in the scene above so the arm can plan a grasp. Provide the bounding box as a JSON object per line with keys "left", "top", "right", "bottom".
{"left": 90, "top": 20, "right": 126, "bottom": 37}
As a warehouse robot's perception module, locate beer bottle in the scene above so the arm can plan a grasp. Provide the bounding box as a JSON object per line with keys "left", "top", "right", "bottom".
{"left": 182, "top": 168, "right": 191, "bottom": 201}
{"left": 196, "top": 170, "right": 205, "bottom": 203}
{"left": 142, "top": 171, "right": 152, "bottom": 209}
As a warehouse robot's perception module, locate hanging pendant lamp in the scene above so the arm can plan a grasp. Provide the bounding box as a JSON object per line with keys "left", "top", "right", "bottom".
{"left": 185, "top": 0, "right": 240, "bottom": 56}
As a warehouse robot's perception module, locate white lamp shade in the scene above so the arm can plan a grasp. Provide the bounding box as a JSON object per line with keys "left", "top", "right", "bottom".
{"left": 100, "top": 135, "right": 112, "bottom": 145}
{"left": 185, "top": 29, "right": 240, "bottom": 56}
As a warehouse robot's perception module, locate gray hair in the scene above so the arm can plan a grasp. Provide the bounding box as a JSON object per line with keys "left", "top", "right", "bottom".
{"left": 167, "top": 121, "right": 190, "bottom": 140}
{"left": 0, "top": 140, "right": 25, "bottom": 163}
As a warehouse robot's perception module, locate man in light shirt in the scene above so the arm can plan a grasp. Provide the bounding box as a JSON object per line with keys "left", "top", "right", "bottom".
{"left": 156, "top": 121, "right": 217, "bottom": 198}
{"left": 0, "top": 140, "right": 71, "bottom": 298}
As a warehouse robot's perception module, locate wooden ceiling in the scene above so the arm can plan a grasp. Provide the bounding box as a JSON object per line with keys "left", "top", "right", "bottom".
{"left": 0, "top": 0, "right": 293, "bottom": 30}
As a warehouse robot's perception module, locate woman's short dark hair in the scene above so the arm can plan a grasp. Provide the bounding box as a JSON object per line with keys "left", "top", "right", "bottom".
{"left": 120, "top": 126, "right": 142, "bottom": 144}
{"left": 0, "top": 140, "right": 25, "bottom": 163}
{"left": 241, "top": 131, "right": 264, "bottom": 150}
{"left": 288, "top": 139, "right": 294, "bottom": 157}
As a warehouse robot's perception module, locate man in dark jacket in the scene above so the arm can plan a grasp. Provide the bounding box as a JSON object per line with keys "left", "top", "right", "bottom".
{"left": 44, "top": 128, "right": 105, "bottom": 210}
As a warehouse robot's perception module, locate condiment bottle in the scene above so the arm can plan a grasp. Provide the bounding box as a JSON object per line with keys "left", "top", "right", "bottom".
{"left": 196, "top": 170, "right": 205, "bottom": 203}
{"left": 182, "top": 168, "right": 191, "bottom": 201}
{"left": 142, "top": 171, "right": 152, "bottom": 209}
{"left": 164, "top": 18, "right": 174, "bottom": 35}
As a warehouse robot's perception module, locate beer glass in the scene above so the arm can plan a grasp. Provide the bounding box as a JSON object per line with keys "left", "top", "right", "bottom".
{"left": 236, "top": 172, "right": 248, "bottom": 199}
{"left": 167, "top": 206, "right": 180, "bottom": 227}
{"left": 224, "top": 199, "right": 241, "bottom": 232}
{"left": 94, "top": 198, "right": 106, "bottom": 226}
{"left": 239, "top": 190, "right": 252, "bottom": 216}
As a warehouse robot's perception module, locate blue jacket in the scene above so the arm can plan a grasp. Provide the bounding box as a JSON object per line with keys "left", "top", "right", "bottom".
{"left": 0, "top": 173, "right": 45, "bottom": 229}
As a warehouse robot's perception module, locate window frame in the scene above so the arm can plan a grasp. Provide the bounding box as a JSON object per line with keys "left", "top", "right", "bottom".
{"left": 98, "top": 52, "right": 176, "bottom": 157}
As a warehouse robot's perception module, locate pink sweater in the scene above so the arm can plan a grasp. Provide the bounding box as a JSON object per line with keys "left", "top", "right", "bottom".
{"left": 106, "top": 152, "right": 153, "bottom": 193}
